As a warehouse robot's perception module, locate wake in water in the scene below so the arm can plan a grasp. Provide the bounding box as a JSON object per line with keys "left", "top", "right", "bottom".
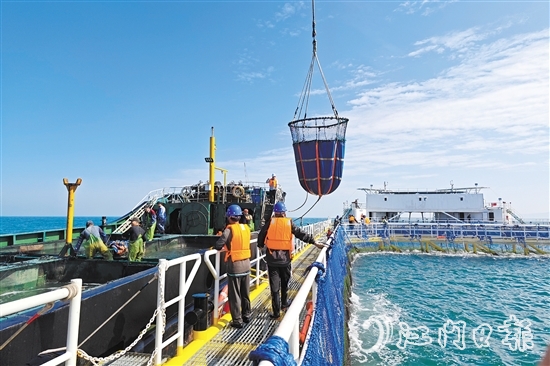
{"left": 348, "top": 253, "right": 550, "bottom": 366}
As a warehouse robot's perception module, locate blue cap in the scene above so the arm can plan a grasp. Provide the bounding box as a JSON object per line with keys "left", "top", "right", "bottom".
{"left": 273, "top": 202, "right": 286, "bottom": 213}
{"left": 226, "top": 204, "right": 242, "bottom": 217}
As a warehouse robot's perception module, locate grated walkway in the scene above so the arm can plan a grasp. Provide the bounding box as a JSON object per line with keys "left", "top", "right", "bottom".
{"left": 179, "top": 245, "right": 320, "bottom": 366}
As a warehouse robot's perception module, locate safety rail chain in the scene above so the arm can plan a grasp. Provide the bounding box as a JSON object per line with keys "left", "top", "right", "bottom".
{"left": 75, "top": 254, "right": 202, "bottom": 366}
{"left": 149, "top": 219, "right": 330, "bottom": 364}
{"left": 2, "top": 221, "right": 329, "bottom": 366}
{"left": 0, "top": 279, "right": 83, "bottom": 366}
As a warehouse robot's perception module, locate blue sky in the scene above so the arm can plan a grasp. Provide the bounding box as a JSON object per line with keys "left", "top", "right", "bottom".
{"left": 1, "top": 0, "right": 548, "bottom": 220}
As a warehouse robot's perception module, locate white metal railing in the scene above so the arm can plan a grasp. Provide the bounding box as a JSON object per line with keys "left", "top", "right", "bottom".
{"left": 154, "top": 253, "right": 202, "bottom": 365}
{"left": 258, "top": 231, "right": 334, "bottom": 366}
{"left": 204, "top": 236, "right": 267, "bottom": 323}
{"left": 203, "top": 219, "right": 331, "bottom": 325}
{"left": 0, "top": 279, "right": 83, "bottom": 366}
{"left": 341, "top": 222, "right": 550, "bottom": 241}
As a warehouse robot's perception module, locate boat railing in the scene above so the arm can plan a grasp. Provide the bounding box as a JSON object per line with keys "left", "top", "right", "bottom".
{"left": 258, "top": 231, "right": 332, "bottom": 365}
{"left": 0, "top": 279, "right": 82, "bottom": 366}
{"left": 154, "top": 253, "right": 202, "bottom": 365}
{"left": 202, "top": 220, "right": 331, "bottom": 326}
{"left": 341, "top": 222, "right": 550, "bottom": 241}
{"left": 203, "top": 235, "right": 267, "bottom": 324}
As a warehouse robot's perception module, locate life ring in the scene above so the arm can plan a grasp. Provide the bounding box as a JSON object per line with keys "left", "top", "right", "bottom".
{"left": 299, "top": 301, "right": 314, "bottom": 344}
{"left": 218, "top": 284, "right": 230, "bottom": 315}
{"left": 232, "top": 185, "right": 245, "bottom": 198}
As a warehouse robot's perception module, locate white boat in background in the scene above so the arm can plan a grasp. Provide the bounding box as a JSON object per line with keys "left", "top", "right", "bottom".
{"left": 349, "top": 182, "right": 534, "bottom": 225}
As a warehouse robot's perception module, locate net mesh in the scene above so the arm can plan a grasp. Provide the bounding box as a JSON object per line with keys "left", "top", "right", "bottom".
{"left": 301, "top": 228, "right": 349, "bottom": 365}
{"left": 288, "top": 117, "right": 348, "bottom": 143}
{"left": 288, "top": 117, "right": 348, "bottom": 196}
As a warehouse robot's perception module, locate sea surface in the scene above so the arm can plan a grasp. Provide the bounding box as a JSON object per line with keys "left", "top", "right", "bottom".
{"left": 0, "top": 216, "right": 110, "bottom": 235}
{"left": 0, "top": 216, "right": 328, "bottom": 235}
{"left": 348, "top": 253, "right": 550, "bottom": 365}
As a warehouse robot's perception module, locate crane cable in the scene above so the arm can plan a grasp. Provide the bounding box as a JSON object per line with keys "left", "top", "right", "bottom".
{"left": 293, "top": 196, "right": 322, "bottom": 224}
{"left": 287, "top": 191, "right": 309, "bottom": 213}
{"left": 293, "top": 0, "right": 339, "bottom": 123}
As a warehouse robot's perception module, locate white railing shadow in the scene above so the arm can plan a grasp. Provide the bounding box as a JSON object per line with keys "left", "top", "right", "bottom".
{"left": 0, "top": 279, "right": 82, "bottom": 366}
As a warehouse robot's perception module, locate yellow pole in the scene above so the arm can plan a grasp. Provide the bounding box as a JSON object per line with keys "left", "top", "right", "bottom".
{"left": 209, "top": 127, "right": 216, "bottom": 202}
{"left": 63, "top": 178, "right": 82, "bottom": 244}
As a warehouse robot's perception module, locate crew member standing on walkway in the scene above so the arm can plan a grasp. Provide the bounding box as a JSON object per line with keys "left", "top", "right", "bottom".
{"left": 257, "top": 202, "right": 321, "bottom": 319}
{"left": 74, "top": 221, "right": 113, "bottom": 260}
{"left": 143, "top": 206, "right": 157, "bottom": 240}
{"left": 214, "top": 205, "right": 252, "bottom": 328}
{"left": 157, "top": 202, "right": 166, "bottom": 234}
{"left": 266, "top": 174, "right": 278, "bottom": 204}
{"left": 127, "top": 217, "right": 146, "bottom": 261}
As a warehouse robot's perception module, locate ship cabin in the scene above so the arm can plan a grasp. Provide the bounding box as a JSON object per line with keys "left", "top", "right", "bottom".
{"left": 350, "top": 185, "right": 517, "bottom": 225}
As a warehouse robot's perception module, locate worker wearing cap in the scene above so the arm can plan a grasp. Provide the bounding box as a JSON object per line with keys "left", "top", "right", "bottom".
{"left": 266, "top": 174, "right": 278, "bottom": 204}
{"left": 257, "top": 202, "right": 321, "bottom": 319}
{"left": 74, "top": 221, "right": 113, "bottom": 260}
{"left": 127, "top": 217, "right": 146, "bottom": 261}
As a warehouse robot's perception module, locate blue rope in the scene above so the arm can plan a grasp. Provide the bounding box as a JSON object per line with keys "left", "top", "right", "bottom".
{"left": 249, "top": 335, "right": 297, "bottom": 366}
{"left": 304, "top": 261, "right": 325, "bottom": 282}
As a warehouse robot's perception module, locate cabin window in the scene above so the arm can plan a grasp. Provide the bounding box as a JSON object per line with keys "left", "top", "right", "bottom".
{"left": 384, "top": 197, "right": 387, "bottom": 201}
{"left": 460, "top": 197, "right": 464, "bottom": 201}
{"left": 419, "top": 198, "right": 422, "bottom": 201}
{"left": 424, "top": 197, "right": 427, "bottom": 201}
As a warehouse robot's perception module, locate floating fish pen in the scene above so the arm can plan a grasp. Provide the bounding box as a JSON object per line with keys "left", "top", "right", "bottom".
{"left": 342, "top": 223, "right": 550, "bottom": 255}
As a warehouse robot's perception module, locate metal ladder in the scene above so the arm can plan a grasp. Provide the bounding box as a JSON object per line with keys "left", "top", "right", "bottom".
{"left": 112, "top": 197, "right": 158, "bottom": 234}
{"left": 506, "top": 208, "right": 525, "bottom": 224}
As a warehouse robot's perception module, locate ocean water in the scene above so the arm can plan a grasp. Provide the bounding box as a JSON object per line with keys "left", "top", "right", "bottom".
{"left": 0, "top": 216, "right": 327, "bottom": 235}
{"left": 0, "top": 216, "right": 110, "bottom": 235}
{"left": 349, "top": 253, "right": 550, "bottom": 365}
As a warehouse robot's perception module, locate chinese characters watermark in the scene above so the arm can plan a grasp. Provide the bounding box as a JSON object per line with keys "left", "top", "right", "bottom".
{"left": 362, "top": 314, "right": 534, "bottom": 353}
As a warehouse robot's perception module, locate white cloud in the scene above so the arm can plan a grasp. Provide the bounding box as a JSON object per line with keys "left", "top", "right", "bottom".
{"left": 127, "top": 29, "right": 548, "bottom": 220}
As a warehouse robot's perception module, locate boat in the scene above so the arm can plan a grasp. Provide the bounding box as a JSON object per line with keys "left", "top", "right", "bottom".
{"left": 340, "top": 183, "right": 550, "bottom": 254}
{"left": 0, "top": 127, "right": 293, "bottom": 365}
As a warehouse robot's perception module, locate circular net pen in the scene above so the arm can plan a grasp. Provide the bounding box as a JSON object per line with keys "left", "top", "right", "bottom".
{"left": 288, "top": 116, "right": 349, "bottom": 196}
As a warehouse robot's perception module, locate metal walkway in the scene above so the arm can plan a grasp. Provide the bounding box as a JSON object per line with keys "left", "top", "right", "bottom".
{"left": 177, "top": 245, "right": 320, "bottom": 366}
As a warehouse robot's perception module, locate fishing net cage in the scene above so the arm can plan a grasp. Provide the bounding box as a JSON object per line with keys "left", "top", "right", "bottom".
{"left": 288, "top": 116, "right": 349, "bottom": 196}
{"left": 301, "top": 228, "right": 349, "bottom": 365}
{"left": 288, "top": 116, "right": 348, "bottom": 144}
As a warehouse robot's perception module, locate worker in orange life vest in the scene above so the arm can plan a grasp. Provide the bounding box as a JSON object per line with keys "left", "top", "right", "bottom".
{"left": 266, "top": 174, "right": 278, "bottom": 204}
{"left": 257, "top": 202, "right": 321, "bottom": 319}
{"left": 214, "top": 205, "right": 252, "bottom": 328}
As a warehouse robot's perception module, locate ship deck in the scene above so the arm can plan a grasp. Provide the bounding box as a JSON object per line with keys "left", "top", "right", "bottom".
{"left": 106, "top": 244, "right": 320, "bottom": 366}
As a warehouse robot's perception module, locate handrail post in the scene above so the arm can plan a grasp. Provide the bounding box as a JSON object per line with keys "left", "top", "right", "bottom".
{"left": 66, "top": 278, "right": 82, "bottom": 366}
{"left": 213, "top": 251, "right": 220, "bottom": 323}
{"left": 155, "top": 260, "right": 167, "bottom": 366}
{"left": 177, "top": 260, "right": 187, "bottom": 349}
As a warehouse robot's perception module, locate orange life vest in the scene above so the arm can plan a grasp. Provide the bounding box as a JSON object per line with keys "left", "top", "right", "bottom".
{"left": 265, "top": 217, "right": 293, "bottom": 251}
{"left": 224, "top": 223, "right": 251, "bottom": 262}
{"left": 268, "top": 178, "right": 277, "bottom": 190}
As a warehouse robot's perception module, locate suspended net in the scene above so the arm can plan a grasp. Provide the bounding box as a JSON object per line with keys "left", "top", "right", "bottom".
{"left": 289, "top": 117, "right": 348, "bottom": 196}
{"left": 288, "top": 0, "right": 348, "bottom": 199}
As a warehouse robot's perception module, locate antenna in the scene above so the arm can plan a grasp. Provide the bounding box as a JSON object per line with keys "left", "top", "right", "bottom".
{"left": 244, "top": 163, "right": 248, "bottom": 184}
